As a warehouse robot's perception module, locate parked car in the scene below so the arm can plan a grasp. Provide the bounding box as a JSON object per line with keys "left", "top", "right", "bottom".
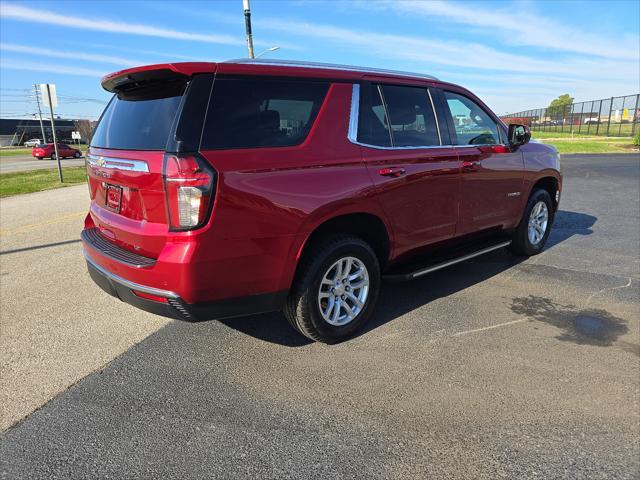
{"left": 82, "top": 60, "right": 562, "bottom": 343}
{"left": 24, "top": 138, "right": 42, "bottom": 147}
{"left": 584, "top": 117, "right": 600, "bottom": 125}
{"left": 32, "top": 143, "right": 82, "bottom": 160}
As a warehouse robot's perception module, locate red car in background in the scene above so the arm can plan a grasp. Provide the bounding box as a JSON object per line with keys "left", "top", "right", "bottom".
{"left": 32, "top": 143, "right": 82, "bottom": 160}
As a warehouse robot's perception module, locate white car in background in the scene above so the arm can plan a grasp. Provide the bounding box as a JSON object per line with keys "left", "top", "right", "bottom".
{"left": 24, "top": 139, "right": 42, "bottom": 147}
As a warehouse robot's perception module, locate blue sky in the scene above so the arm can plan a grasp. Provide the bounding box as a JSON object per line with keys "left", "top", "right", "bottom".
{"left": 1, "top": 0, "right": 639, "bottom": 119}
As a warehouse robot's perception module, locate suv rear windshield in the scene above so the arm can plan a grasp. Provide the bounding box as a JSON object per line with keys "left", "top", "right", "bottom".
{"left": 91, "top": 82, "right": 185, "bottom": 150}
{"left": 201, "top": 77, "right": 329, "bottom": 150}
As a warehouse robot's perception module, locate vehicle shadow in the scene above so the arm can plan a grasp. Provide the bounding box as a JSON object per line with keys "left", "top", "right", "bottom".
{"left": 0, "top": 239, "right": 81, "bottom": 256}
{"left": 546, "top": 209, "right": 597, "bottom": 248}
{"left": 219, "top": 209, "right": 596, "bottom": 347}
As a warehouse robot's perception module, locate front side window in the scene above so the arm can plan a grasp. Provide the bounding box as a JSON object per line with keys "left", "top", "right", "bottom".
{"left": 201, "top": 78, "right": 329, "bottom": 150}
{"left": 444, "top": 91, "right": 500, "bottom": 145}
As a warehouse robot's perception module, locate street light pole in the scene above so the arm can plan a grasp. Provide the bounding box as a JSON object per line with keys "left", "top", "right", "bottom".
{"left": 33, "top": 84, "right": 46, "bottom": 142}
{"left": 243, "top": 0, "right": 255, "bottom": 59}
{"left": 255, "top": 46, "right": 280, "bottom": 58}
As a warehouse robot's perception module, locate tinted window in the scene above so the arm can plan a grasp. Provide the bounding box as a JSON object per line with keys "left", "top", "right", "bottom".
{"left": 91, "top": 93, "right": 183, "bottom": 150}
{"left": 201, "top": 78, "right": 329, "bottom": 150}
{"left": 357, "top": 84, "right": 392, "bottom": 147}
{"left": 381, "top": 85, "right": 440, "bottom": 147}
{"left": 444, "top": 91, "right": 500, "bottom": 145}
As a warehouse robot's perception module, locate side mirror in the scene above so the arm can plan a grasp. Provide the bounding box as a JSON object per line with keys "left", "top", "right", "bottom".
{"left": 508, "top": 124, "right": 531, "bottom": 147}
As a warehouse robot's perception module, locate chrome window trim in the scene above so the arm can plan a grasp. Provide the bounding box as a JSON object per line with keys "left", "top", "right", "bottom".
{"left": 86, "top": 154, "right": 149, "bottom": 173}
{"left": 347, "top": 83, "right": 360, "bottom": 144}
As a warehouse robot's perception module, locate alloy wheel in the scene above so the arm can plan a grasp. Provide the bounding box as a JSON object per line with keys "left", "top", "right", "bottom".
{"left": 317, "top": 256, "right": 370, "bottom": 326}
{"left": 528, "top": 200, "right": 549, "bottom": 245}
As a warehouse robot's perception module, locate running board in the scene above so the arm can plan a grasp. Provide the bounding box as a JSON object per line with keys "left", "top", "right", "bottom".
{"left": 383, "top": 240, "right": 512, "bottom": 282}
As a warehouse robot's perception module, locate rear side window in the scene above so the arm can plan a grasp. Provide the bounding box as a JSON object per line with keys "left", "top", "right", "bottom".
{"left": 357, "top": 83, "right": 440, "bottom": 148}
{"left": 201, "top": 77, "right": 329, "bottom": 150}
{"left": 381, "top": 85, "right": 440, "bottom": 147}
{"left": 444, "top": 91, "right": 500, "bottom": 145}
{"left": 357, "top": 84, "right": 392, "bottom": 147}
{"left": 91, "top": 81, "right": 185, "bottom": 150}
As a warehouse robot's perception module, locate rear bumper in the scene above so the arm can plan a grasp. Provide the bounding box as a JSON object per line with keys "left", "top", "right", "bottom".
{"left": 83, "top": 250, "right": 288, "bottom": 322}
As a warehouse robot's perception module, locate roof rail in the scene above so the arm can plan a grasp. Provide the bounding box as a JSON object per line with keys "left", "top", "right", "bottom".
{"left": 224, "top": 58, "right": 439, "bottom": 81}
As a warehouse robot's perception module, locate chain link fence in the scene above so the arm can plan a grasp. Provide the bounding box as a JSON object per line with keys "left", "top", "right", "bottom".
{"left": 501, "top": 94, "right": 640, "bottom": 137}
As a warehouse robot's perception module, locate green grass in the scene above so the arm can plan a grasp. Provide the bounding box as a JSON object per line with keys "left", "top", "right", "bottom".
{"left": 531, "top": 122, "right": 636, "bottom": 137}
{"left": 0, "top": 167, "right": 87, "bottom": 198}
{"left": 541, "top": 140, "right": 635, "bottom": 154}
{"left": 0, "top": 148, "right": 34, "bottom": 156}
{"left": 531, "top": 131, "right": 607, "bottom": 139}
{"left": 531, "top": 130, "right": 637, "bottom": 154}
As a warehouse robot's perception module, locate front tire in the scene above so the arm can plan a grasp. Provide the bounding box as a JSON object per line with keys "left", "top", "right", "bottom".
{"left": 510, "top": 189, "right": 554, "bottom": 256}
{"left": 74, "top": 151, "right": 81, "bottom": 158}
{"left": 284, "top": 235, "right": 381, "bottom": 343}
{"left": 50, "top": 153, "right": 56, "bottom": 160}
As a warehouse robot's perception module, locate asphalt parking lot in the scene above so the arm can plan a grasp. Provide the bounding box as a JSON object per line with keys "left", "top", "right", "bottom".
{"left": 0, "top": 154, "right": 86, "bottom": 173}
{"left": 1, "top": 154, "right": 639, "bottom": 479}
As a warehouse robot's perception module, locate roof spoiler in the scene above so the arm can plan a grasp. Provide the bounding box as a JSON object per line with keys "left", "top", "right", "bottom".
{"left": 101, "top": 62, "right": 217, "bottom": 93}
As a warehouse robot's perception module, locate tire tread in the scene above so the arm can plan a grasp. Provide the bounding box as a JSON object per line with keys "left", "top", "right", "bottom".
{"left": 284, "top": 234, "right": 378, "bottom": 343}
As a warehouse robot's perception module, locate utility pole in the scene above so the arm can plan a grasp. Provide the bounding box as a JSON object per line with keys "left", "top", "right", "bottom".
{"left": 33, "top": 84, "right": 47, "bottom": 142}
{"left": 44, "top": 84, "right": 63, "bottom": 182}
{"left": 243, "top": 0, "right": 255, "bottom": 59}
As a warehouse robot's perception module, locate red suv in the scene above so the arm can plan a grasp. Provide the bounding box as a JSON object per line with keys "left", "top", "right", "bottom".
{"left": 82, "top": 60, "right": 561, "bottom": 343}
{"left": 32, "top": 143, "right": 82, "bottom": 160}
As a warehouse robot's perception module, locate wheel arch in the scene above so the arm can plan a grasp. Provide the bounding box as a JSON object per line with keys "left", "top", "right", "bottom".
{"left": 296, "top": 212, "right": 391, "bottom": 272}
{"left": 530, "top": 175, "right": 560, "bottom": 211}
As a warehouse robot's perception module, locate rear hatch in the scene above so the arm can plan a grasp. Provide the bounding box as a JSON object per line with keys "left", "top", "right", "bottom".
{"left": 87, "top": 64, "right": 216, "bottom": 258}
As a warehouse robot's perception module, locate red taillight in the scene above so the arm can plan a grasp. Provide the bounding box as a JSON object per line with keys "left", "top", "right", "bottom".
{"left": 163, "top": 154, "right": 215, "bottom": 231}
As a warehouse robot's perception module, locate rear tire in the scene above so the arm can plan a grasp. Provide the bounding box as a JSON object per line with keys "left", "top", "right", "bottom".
{"left": 50, "top": 153, "right": 56, "bottom": 160}
{"left": 284, "top": 234, "right": 381, "bottom": 343}
{"left": 510, "top": 189, "right": 554, "bottom": 256}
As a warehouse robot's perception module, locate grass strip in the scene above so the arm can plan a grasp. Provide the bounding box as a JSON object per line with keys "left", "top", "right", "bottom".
{"left": 0, "top": 167, "right": 87, "bottom": 198}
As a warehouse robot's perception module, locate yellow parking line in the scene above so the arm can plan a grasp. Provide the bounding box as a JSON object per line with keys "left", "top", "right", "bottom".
{"left": 0, "top": 212, "right": 86, "bottom": 237}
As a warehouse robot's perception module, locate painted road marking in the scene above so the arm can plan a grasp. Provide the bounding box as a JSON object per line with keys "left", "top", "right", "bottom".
{"left": 452, "top": 318, "right": 528, "bottom": 336}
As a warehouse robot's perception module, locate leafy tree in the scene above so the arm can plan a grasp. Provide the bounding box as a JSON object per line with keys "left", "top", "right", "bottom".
{"left": 547, "top": 94, "right": 574, "bottom": 120}
{"left": 73, "top": 120, "right": 96, "bottom": 144}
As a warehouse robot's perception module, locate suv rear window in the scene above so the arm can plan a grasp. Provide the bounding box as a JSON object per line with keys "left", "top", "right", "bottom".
{"left": 201, "top": 77, "right": 329, "bottom": 150}
{"left": 91, "top": 83, "right": 185, "bottom": 150}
